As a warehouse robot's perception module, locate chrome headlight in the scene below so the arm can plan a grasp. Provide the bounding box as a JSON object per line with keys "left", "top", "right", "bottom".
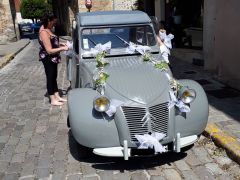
{"left": 93, "top": 96, "right": 110, "bottom": 112}
{"left": 179, "top": 88, "right": 196, "bottom": 104}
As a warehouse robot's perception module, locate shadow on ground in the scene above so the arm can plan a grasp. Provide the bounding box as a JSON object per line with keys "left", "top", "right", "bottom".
{"left": 68, "top": 130, "right": 187, "bottom": 171}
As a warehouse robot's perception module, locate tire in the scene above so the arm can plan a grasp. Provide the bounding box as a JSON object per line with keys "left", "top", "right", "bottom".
{"left": 67, "top": 116, "right": 70, "bottom": 128}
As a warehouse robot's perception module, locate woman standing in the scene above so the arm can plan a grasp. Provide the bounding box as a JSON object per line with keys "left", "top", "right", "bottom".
{"left": 39, "top": 12, "right": 69, "bottom": 106}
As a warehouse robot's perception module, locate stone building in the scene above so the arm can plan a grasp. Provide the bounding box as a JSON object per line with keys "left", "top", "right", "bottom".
{"left": 203, "top": 0, "right": 240, "bottom": 90}
{"left": 0, "top": 0, "right": 18, "bottom": 44}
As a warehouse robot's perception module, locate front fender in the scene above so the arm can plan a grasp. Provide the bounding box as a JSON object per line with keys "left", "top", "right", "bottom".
{"left": 68, "top": 88, "right": 120, "bottom": 148}
{"left": 175, "top": 80, "right": 209, "bottom": 137}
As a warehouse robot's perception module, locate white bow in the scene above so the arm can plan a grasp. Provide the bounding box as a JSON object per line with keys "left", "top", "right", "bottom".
{"left": 159, "top": 32, "right": 174, "bottom": 63}
{"left": 94, "top": 41, "right": 112, "bottom": 53}
{"left": 105, "top": 99, "right": 124, "bottom": 117}
{"left": 168, "top": 90, "right": 191, "bottom": 112}
{"left": 135, "top": 132, "right": 167, "bottom": 153}
{"left": 83, "top": 41, "right": 112, "bottom": 56}
{"left": 159, "top": 32, "right": 174, "bottom": 49}
{"left": 126, "top": 42, "right": 151, "bottom": 55}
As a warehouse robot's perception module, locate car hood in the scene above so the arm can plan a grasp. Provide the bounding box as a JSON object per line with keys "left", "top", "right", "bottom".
{"left": 83, "top": 56, "right": 170, "bottom": 104}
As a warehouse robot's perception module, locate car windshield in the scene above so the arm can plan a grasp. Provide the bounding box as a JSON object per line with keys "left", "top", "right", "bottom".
{"left": 81, "top": 25, "right": 157, "bottom": 57}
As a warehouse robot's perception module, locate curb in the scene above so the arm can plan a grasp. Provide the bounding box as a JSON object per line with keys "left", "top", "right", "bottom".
{"left": 0, "top": 40, "right": 30, "bottom": 69}
{"left": 203, "top": 122, "right": 240, "bottom": 164}
{"left": 0, "top": 53, "right": 15, "bottom": 69}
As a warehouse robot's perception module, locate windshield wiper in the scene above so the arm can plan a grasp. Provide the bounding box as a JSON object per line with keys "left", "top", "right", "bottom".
{"left": 114, "top": 34, "right": 129, "bottom": 47}
{"left": 88, "top": 37, "right": 97, "bottom": 46}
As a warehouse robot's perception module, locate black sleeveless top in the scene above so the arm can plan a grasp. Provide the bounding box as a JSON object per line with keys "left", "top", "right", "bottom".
{"left": 39, "top": 30, "right": 61, "bottom": 63}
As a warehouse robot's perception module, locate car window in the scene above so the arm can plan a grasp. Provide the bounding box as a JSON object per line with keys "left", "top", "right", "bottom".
{"left": 81, "top": 25, "right": 156, "bottom": 55}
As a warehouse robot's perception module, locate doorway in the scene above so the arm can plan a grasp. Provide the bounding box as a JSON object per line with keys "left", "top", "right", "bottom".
{"left": 165, "top": 0, "right": 204, "bottom": 49}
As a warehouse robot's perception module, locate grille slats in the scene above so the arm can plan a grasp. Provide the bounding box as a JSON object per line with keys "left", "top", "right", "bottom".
{"left": 122, "top": 102, "right": 169, "bottom": 142}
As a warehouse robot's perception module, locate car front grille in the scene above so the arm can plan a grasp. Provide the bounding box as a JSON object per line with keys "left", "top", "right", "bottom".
{"left": 122, "top": 102, "right": 169, "bottom": 142}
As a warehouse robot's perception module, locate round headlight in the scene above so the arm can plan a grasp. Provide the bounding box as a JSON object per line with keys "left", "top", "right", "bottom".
{"left": 93, "top": 96, "right": 110, "bottom": 112}
{"left": 179, "top": 88, "right": 196, "bottom": 104}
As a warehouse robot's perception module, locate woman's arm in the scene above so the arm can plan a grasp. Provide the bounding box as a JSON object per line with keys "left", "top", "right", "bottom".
{"left": 156, "top": 34, "right": 164, "bottom": 46}
{"left": 40, "top": 30, "right": 68, "bottom": 54}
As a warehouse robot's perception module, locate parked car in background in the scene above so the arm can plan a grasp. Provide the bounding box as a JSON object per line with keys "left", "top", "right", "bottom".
{"left": 67, "top": 10, "right": 209, "bottom": 160}
{"left": 19, "top": 22, "right": 33, "bottom": 35}
{"left": 32, "top": 21, "right": 41, "bottom": 33}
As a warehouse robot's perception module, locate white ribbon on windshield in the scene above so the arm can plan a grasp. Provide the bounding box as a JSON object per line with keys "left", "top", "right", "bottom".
{"left": 82, "top": 41, "right": 112, "bottom": 56}
{"left": 135, "top": 132, "right": 167, "bottom": 154}
{"left": 159, "top": 32, "right": 174, "bottom": 63}
{"left": 168, "top": 90, "right": 191, "bottom": 112}
{"left": 126, "top": 42, "right": 151, "bottom": 55}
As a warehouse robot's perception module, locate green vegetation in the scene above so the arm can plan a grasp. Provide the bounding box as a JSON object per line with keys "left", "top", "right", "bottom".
{"left": 20, "top": 0, "right": 51, "bottom": 23}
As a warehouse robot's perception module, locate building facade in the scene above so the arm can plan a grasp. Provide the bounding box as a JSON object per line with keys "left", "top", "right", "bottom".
{"left": 203, "top": 0, "right": 240, "bottom": 90}
{"left": 0, "top": 0, "right": 18, "bottom": 43}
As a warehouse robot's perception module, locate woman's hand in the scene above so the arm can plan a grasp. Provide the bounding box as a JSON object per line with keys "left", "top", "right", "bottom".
{"left": 60, "top": 42, "right": 67, "bottom": 46}
{"left": 61, "top": 44, "right": 69, "bottom": 51}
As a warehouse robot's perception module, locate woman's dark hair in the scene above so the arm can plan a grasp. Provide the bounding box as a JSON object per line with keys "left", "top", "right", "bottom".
{"left": 41, "top": 12, "right": 57, "bottom": 28}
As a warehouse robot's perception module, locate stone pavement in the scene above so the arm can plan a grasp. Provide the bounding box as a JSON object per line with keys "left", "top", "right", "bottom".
{"left": 0, "top": 39, "right": 239, "bottom": 179}
{"left": 171, "top": 48, "right": 240, "bottom": 164}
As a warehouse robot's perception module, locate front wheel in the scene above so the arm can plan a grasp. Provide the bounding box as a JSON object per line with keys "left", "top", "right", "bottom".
{"left": 67, "top": 116, "right": 70, "bottom": 128}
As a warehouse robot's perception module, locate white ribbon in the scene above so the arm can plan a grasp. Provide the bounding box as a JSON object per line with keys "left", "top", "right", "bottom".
{"left": 159, "top": 32, "right": 174, "bottom": 63}
{"left": 126, "top": 42, "right": 151, "bottom": 55}
{"left": 160, "top": 45, "right": 170, "bottom": 63}
{"left": 105, "top": 99, "right": 124, "bottom": 117}
{"left": 168, "top": 90, "right": 191, "bottom": 112}
{"left": 135, "top": 132, "right": 167, "bottom": 153}
{"left": 64, "top": 41, "right": 73, "bottom": 57}
{"left": 94, "top": 41, "right": 112, "bottom": 53}
{"left": 165, "top": 72, "right": 172, "bottom": 81}
{"left": 82, "top": 41, "right": 112, "bottom": 56}
{"left": 160, "top": 32, "right": 174, "bottom": 49}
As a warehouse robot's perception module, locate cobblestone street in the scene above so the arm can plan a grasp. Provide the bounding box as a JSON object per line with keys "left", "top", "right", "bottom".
{"left": 0, "top": 40, "right": 239, "bottom": 180}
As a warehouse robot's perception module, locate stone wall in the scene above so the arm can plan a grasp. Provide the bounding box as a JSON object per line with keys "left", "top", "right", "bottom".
{"left": 78, "top": 0, "right": 112, "bottom": 12}
{"left": 204, "top": 0, "right": 240, "bottom": 90}
{"left": 76, "top": 0, "right": 136, "bottom": 13}
{"left": 113, "top": 0, "right": 136, "bottom": 10}
{"left": 68, "top": 0, "right": 136, "bottom": 34}
{"left": 0, "top": 0, "right": 16, "bottom": 44}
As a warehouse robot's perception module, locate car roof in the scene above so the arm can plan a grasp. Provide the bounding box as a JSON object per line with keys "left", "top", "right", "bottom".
{"left": 77, "top": 10, "right": 151, "bottom": 26}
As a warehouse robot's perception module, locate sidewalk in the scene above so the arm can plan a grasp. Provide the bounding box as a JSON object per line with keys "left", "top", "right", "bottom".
{"left": 0, "top": 40, "right": 240, "bottom": 164}
{"left": 172, "top": 48, "right": 240, "bottom": 164}
{"left": 0, "top": 39, "right": 30, "bottom": 69}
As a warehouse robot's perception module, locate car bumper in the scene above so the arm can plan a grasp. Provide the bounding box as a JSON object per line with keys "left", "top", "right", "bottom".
{"left": 93, "top": 134, "right": 198, "bottom": 160}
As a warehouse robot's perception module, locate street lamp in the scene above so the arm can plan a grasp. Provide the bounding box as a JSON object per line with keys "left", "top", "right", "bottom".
{"left": 85, "top": 0, "right": 92, "bottom": 12}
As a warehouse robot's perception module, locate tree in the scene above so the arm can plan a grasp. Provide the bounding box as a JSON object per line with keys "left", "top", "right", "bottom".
{"left": 20, "top": 0, "right": 51, "bottom": 23}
